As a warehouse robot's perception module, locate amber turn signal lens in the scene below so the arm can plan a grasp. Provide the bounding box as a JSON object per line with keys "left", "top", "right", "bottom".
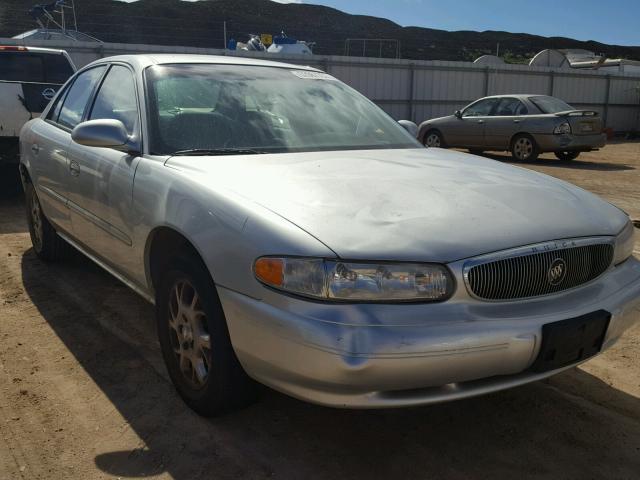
{"left": 254, "top": 257, "right": 284, "bottom": 286}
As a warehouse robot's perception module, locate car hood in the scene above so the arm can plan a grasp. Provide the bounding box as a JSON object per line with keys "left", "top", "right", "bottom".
{"left": 422, "top": 115, "right": 453, "bottom": 125}
{"left": 165, "top": 148, "right": 627, "bottom": 263}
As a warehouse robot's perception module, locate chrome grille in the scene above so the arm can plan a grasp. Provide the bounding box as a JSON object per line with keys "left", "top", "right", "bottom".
{"left": 465, "top": 243, "right": 614, "bottom": 300}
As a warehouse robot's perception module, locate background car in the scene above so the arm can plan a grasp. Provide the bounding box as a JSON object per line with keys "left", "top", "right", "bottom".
{"left": 417, "top": 94, "right": 607, "bottom": 161}
{"left": 0, "top": 45, "right": 75, "bottom": 166}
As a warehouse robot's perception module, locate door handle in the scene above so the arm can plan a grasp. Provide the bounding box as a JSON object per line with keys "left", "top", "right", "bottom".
{"left": 31, "top": 144, "right": 40, "bottom": 154}
{"left": 513, "top": 119, "right": 520, "bottom": 124}
{"left": 477, "top": 120, "right": 485, "bottom": 124}
{"left": 69, "top": 160, "right": 80, "bottom": 177}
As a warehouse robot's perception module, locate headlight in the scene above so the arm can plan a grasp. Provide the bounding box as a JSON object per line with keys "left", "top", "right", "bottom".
{"left": 553, "top": 121, "right": 572, "bottom": 135}
{"left": 613, "top": 220, "right": 636, "bottom": 266}
{"left": 254, "top": 257, "right": 454, "bottom": 302}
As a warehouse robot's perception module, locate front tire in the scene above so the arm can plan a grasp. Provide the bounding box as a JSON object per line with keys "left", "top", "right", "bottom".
{"left": 555, "top": 151, "right": 580, "bottom": 161}
{"left": 25, "top": 182, "right": 67, "bottom": 261}
{"left": 511, "top": 134, "right": 539, "bottom": 162}
{"left": 156, "top": 253, "right": 257, "bottom": 416}
{"left": 423, "top": 130, "right": 445, "bottom": 148}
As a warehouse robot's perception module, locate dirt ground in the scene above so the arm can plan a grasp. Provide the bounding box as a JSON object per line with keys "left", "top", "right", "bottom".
{"left": 1, "top": 143, "right": 640, "bottom": 480}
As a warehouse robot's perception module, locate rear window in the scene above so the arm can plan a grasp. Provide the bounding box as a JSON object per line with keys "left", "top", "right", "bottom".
{"left": 0, "top": 52, "right": 74, "bottom": 84}
{"left": 529, "top": 96, "right": 574, "bottom": 114}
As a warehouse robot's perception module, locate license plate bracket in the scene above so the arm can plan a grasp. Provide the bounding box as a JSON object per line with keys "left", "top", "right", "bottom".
{"left": 529, "top": 310, "right": 610, "bottom": 373}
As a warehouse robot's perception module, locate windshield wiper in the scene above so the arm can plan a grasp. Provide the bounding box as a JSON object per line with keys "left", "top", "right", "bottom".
{"left": 170, "top": 148, "right": 267, "bottom": 156}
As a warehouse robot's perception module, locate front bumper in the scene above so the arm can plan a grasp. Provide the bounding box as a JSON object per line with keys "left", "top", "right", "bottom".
{"left": 218, "top": 256, "right": 640, "bottom": 408}
{"left": 535, "top": 133, "right": 607, "bottom": 152}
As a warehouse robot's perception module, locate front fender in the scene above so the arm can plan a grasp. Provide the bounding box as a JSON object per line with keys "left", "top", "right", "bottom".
{"left": 132, "top": 158, "right": 336, "bottom": 298}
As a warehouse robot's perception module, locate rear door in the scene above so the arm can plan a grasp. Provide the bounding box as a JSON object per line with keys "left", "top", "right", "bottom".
{"left": 0, "top": 49, "right": 75, "bottom": 137}
{"left": 484, "top": 97, "right": 530, "bottom": 149}
{"left": 30, "top": 65, "right": 107, "bottom": 235}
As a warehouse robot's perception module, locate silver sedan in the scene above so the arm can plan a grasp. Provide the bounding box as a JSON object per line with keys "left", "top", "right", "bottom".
{"left": 418, "top": 94, "right": 607, "bottom": 161}
{"left": 19, "top": 55, "right": 640, "bottom": 415}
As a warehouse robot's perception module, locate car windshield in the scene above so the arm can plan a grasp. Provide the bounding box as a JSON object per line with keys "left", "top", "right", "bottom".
{"left": 529, "top": 96, "right": 574, "bottom": 114}
{"left": 145, "top": 64, "right": 420, "bottom": 155}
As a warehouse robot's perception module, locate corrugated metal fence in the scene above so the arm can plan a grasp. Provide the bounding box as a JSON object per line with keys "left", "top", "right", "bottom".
{"left": 4, "top": 37, "right": 640, "bottom": 132}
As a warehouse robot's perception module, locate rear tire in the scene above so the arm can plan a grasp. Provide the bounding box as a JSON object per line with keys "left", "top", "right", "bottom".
{"left": 423, "top": 130, "right": 445, "bottom": 148}
{"left": 25, "top": 182, "right": 67, "bottom": 262}
{"left": 156, "top": 253, "right": 258, "bottom": 416}
{"left": 554, "top": 151, "right": 580, "bottom": 161}
{"left": 511, "top": 134, "right": 539, "bottom": 162}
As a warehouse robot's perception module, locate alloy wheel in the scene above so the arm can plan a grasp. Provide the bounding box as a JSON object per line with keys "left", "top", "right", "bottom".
{"left": 168, "top": 279, "right": 212, "bottom": 389}
{"left": 425, "top": 133, "right": 441, "bottom": 148}
{"left": 514, "top": 137, "right": 533, "bottom": 160}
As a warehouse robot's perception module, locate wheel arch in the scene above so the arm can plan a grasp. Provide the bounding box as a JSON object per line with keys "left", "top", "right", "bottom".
{"left": 145, "top": 225, "right": 212, "bottom": 298}
{"left": 18, "top": 163, "right": 32, "bottom": 186}
{"left": 422, "top": 127, "right": 445, "bottom": 145}
{"left": 509, "top": 131, "right": 537, "bottom": 148}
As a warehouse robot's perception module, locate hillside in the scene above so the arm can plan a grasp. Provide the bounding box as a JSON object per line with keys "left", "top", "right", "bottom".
{"left": 1, "top": 0, "right": 639, "bottom": 62}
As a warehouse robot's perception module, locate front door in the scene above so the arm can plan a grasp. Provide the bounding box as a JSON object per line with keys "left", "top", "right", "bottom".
{"left": 66, "top": 64, "right": 142, "bottom": 275}
{"left": 449, "top": 98, "right": 499, "bottom": 148}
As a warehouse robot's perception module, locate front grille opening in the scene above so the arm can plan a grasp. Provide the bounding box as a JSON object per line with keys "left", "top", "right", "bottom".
{"left": 466, "top": 244, "right": 614, "bottom": 301}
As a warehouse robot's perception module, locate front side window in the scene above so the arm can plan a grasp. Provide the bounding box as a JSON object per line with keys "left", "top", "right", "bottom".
{"left": 463, "top": 98, "right": 499, "bottom": 117}
{"left": 145, "top": 64, "right": 420, "bottom": 155}
{"left": 529, "top": 96, "right": 574, "bottom": 114}
{"left": 57, "top": 66, "right": 106, "bottom": 130}
{"left": 89, "top": 65, "right": 139, "bottom": 135}
{"left": 494, "top": 98, "right": 528, "bottom": 116}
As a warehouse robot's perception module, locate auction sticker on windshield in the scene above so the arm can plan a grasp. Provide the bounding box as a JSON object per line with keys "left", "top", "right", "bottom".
{"left": 291, "top": 70, "right": 336, "bottom": 80}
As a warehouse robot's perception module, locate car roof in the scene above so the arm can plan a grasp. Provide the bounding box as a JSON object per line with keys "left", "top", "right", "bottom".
{"left": 481, "top": 94, "right": 550, "bottom": 100}
{"left": 83, "top": 54, "right": 322, "bottom": 74}
{"left": 0, "top": 45, "right": 70, "bottom": 55}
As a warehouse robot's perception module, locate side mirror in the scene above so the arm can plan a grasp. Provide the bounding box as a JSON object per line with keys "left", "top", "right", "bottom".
{"left": 71, "top": 119, "right": 130, "bottom": 151}
{"left": 454, "top": 110, "right": 462, "bottom": 118}
{"left": 398, "top": 120, "right": 418, "bottom": 138}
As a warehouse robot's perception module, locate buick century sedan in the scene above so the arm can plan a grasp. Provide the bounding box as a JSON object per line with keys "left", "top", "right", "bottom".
{"left": 418, "top": 94, "right": 607, "bottom": 161}
{"left": 19, "top": 55, "right": 640, "bottom": 416}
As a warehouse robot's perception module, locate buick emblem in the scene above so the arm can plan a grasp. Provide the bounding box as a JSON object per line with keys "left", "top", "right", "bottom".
{"left": 41, "top": 88, "right": 56, "bottom": 101}
{"left": 547, "top": 258, "right": 567, "bottom": 286}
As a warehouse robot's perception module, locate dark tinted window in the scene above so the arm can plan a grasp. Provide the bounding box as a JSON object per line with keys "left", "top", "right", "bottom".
{"left": 463, "top": 98, "right": 499, "bottom": 117}
{"left": 89, "top": 65, "right": 138, "bottom": 134}
{"left": 58, "top": 66, "right": 107, "bottom": 129}
{"left": 0, "top": 53, "right": 43, "bottom": 82}
{"left": 494, "top": 97, "right": 528, "bottom": 116}
{"left": 42, "top": 54, "right": 74, "bottom": 83}
{"left": 0, "top": 52, "right": 74, "bottom": 83}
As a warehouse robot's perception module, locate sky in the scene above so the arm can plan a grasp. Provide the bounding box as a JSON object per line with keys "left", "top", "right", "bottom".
{"left": 270, "top": 0, "right": 639, "bottom": 46}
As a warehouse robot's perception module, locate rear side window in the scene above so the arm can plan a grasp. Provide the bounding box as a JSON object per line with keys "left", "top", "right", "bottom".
{"left": 0, "top": 52, "right": 74, "bottom": 83}
{"left": 494, "top": 98, "right": 528, "bottom": 116}
{"left": 57, "top": 66, "right": 107, "bottom": 130}
{"left": 89, "top": 65, "right": 139, "bottom": 135}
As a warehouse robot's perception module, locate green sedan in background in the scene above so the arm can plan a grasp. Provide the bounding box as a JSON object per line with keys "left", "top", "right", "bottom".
{"left": 417, "top": 94, "right": 607, "bottom": 161}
